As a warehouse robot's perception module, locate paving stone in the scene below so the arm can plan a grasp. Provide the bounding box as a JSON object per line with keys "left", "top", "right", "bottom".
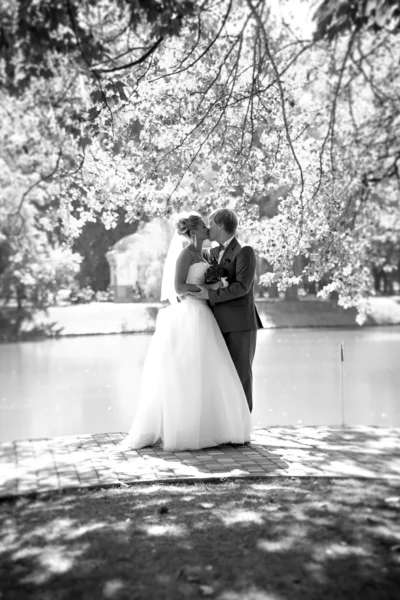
{"left": 59, "top": 471, "right": 80, "bottom": 482}
{"left": 246, "top": 466, "right": 267, "bottom": 471}
{"left": 118, "top": 474, "right": 139, "bottom": 482}
{"left": 208, "top": 466, "right": 231, "bottom": 471}
{"left": 18, "top": 483, "right": 39, "bottom": 494}
{"left": 1, "top": 480, "right": 18, "bottom": 493}
{"left": 78, "top": 475, "right": 100, "bottom": 485}
{"left": 157, "top": 472, "right": 182, "bottom": 479}
{"left": 2, "top": 427, "right": 400, "bottom": 497}
{"left": 37, "top": 480, "right": 58, "bottom": 491}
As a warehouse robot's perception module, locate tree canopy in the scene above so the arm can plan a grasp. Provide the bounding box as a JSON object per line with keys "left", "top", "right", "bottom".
{"left": 1, "top": 0, "right": 400, "bottom": 316}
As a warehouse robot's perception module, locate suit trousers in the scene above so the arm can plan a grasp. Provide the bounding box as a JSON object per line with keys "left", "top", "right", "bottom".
{"left": 223, "top": 329, "right": 257, "bottom": 413}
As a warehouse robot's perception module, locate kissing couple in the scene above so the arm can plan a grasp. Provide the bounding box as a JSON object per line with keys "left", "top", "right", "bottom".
{"left": 124, "top": 208, "right": 263, "bottom": 451}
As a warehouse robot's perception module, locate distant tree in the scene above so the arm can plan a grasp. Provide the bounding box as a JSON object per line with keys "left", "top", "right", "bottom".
{"left": 72, "top": 210, "right": 140, "bottom": 291}
{"left": 0, "top": 226, "right": 81, "bottom": 309}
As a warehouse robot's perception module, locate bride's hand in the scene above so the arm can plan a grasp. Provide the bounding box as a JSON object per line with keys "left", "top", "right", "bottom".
{"left": 202, "top": 281, "right": 223, "bottom": 291}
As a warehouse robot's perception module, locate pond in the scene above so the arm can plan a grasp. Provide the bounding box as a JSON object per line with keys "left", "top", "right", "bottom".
{"left": 1, "top": 327, "right": 399, "bottom": 442}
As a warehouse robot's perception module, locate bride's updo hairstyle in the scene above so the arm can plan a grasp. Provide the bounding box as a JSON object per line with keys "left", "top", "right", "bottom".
{"left": 175, "top": 212, "right": 202, "bottom": 240}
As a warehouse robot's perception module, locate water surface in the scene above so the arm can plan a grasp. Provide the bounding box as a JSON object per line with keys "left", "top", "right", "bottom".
{"left": 0, "top": 327, "right": 399, "bottom": 441}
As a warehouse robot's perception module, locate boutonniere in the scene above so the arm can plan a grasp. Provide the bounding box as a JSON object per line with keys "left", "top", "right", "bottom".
{"left": 222, "top": 258, "right": 231, "bottom": 265}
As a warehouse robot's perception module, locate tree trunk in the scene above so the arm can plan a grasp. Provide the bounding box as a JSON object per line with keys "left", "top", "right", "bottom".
{"left": 255, "top": 256, "right": 266, "bottom": 297}
{"left": 284, "top": 286, "right": 298, "bottom": 301}
{"left": 284, "top": 255, "right": 304, "bottom": 301}
{"left": 268, "top": 282, "right": 279, "bottom": 298}
{"left": 16, "top": 284, "right": 25, "bottom": 310}
{"left": 256, "top": 258, "right": 280, "bottom": 298}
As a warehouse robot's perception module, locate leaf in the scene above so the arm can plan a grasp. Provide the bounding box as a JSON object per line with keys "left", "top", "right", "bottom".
{"left": 68, "top": 126, "right": 81, "bottom": 138}
{"left": 88, "top": 107, "right": 100, "bottom": 120}
{"left": 129, "top": 119, "right": 143, "bottom": 141}
{"left": 114, "top": 80, "right": 129, "bottom": 102}
{"left": 90, "top": 89, "right": 103, "bottom": 104}
{"left": 78, "top": 136, "right": 92, "bottom": 150}
{"left": 112, "top": 142, "right": 123, "bottom": 155}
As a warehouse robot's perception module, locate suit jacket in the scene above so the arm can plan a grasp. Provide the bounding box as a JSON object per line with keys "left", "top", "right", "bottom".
{"left": 207, "top": 238, "right": 263, "bottom": 333}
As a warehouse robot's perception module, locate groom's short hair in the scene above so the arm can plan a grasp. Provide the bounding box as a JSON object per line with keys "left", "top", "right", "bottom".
{"left": 210, "top": 208, "right": 238, "bottom": 235}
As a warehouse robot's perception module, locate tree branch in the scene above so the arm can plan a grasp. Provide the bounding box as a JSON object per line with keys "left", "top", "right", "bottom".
{"left": 7, "top": 148, "right": 64, "bottom": 234}
{"left": 245, "top": 0, "right": 305, "bottom": 204}
{"left": 95, "top": 37, "right": 165, "bottom": 73}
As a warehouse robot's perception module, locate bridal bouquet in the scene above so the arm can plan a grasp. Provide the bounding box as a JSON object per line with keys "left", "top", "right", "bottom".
{"left": 204, "top": 264, "right": 229, "bottom": 288}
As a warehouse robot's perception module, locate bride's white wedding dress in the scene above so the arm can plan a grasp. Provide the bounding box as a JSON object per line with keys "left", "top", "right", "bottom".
{"left": 124, "top": 261, "right": 251, "bottom": 451}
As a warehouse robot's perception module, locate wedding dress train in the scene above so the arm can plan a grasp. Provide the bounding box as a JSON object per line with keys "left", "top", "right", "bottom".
{"left": 124, "top": 262, "right": 251, "bottom": 451}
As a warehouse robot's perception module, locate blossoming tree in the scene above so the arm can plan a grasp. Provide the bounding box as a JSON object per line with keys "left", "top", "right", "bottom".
{"left": 1, "top": 0, "right": 399, "bottom": 315}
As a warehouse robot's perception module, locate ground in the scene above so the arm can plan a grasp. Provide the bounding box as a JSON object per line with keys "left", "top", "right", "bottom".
{"left": 1, "top": 478, "right": 400, "bottom": 600}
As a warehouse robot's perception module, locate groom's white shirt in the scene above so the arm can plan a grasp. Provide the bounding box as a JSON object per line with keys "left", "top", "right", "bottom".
{"left": 217, "top": 236, "right": 234, "bottom": 264}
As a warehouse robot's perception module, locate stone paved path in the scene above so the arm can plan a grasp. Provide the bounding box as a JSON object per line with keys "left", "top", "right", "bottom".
{"left": 1, "top": 426, "right": 399, "bottom": 498}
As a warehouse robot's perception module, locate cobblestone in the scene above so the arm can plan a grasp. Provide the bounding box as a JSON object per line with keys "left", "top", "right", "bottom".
{"left": 0, "top": 426, "right": 399, "bottom": 498}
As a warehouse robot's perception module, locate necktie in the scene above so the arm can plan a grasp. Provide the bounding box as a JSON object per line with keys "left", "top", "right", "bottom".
{"left": 210, "top": 244, "right": 225, "bottom": 264}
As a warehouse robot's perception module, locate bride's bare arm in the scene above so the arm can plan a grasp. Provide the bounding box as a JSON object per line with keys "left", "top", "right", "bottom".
{"left": 174, "top": 249, "right": 202, "bottom": 294}
{"left": 201, "top": 281, "right": 223, "bottom": 290}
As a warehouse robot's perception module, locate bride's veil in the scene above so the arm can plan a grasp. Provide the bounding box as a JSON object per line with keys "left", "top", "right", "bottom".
{"left": 160, "top": 231, "right": 186, "bottom": 305}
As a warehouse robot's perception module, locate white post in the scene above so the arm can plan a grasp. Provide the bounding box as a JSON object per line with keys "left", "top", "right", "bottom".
{"left": 340, "top": 341, "right": 345, "bottom": 427}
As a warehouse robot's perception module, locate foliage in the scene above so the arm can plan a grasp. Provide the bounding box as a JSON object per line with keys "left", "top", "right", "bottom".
{"left": 0, "top": 229, "right": 82, "bottom": 309}
{"left": 0, "top": 90, "right": 83, "bottom": 308}
{"left": 1, "top": 0, "right": 400, "bottom": 316}
{"left": 313, "top": 0, "right": 400, "bottom": 41}
{"left": 0, "top": 0, "right": 196, "bottom": 93}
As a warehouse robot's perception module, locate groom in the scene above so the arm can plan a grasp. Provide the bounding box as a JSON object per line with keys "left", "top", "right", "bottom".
{"left": 189, "top": 208, "right": 263, "bottom": 412}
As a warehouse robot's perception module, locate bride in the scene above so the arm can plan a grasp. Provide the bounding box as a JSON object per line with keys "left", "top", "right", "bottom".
{"left": 123, "top": 211, "right": 251, "bottom": 451}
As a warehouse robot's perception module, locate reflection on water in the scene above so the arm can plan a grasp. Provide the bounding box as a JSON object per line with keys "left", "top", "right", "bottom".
{"left": 0, "top": 327, "right": 399, "bottom": 441}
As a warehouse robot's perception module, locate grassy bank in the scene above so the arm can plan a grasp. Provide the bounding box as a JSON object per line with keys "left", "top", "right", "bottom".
{"left": 1, "top": 296, "right": 400, "bottom": 342}
{"left": 1, "top": 478, "right": 399, "bottom": 599}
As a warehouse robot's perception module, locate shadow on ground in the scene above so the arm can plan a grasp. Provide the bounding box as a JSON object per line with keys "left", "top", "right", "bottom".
{"left": 253, "top": 427, "right": 400, "bottom": 478}
{"left": 1, "top": 478, "right": 399, "bottom": 599}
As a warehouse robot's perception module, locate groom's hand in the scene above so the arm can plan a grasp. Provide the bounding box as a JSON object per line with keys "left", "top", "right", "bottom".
{"left": 187, "top": 286, "right": 209, "bottom": 300}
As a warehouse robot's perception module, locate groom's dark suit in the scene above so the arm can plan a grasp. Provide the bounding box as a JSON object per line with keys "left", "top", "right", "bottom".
{"left": 207, "top": 238, "right": 263, "bottom": 412}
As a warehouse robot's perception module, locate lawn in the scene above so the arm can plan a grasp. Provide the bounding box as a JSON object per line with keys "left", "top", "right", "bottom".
{"left": 1, "top": 478, "right": 400, "bottom": 599}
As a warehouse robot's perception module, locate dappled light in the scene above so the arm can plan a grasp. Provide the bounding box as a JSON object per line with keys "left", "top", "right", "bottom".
{"left": 103, "top": 579, "right": 125, "bottom": 599}
{"left": 257, "top": 538, "right": 295, "bottom": 553}
{"left": 141, "top": 523, "right": 188, "bottom": 537}
{"left": 20, "top": 544, "right": 86, "bottom": 585}
{"left": 219, "top": 510, "right": 264, "bottom": 526}
{"left": 322, "top": 543, "right": 370, "bottom": 558}
{"left": 1, "top": 478, "right": 399, "bottom": 599}
{"left": 1, "top": 427, "right": 400, "bottom": 499}
{"left": 219, "top": 589, "right": 284, "bottom": 600}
